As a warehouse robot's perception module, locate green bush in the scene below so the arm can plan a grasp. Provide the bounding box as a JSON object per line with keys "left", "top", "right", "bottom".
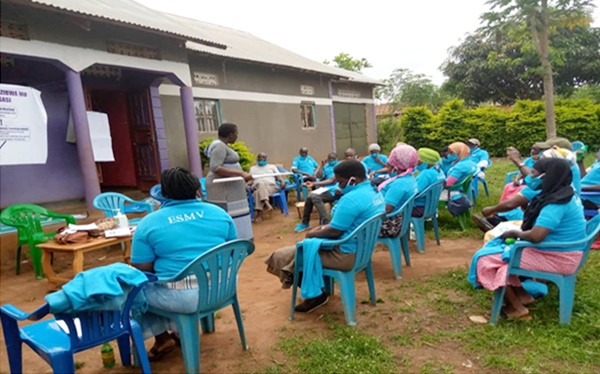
{"left": 198, "top": 137, "right": 255, "bottom": 172}
{"left": 377, "top": 99, "right": 600, "bottom": 156}
{"left": 377, "top": 116, "right": 402, "bottom": 154}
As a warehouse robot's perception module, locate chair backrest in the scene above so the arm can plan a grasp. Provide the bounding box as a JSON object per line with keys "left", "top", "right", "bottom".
{"left": 0, "top": 203, "right": 75, "bottom": 239}
{"left": 505, "top": 171, "right": 520, "bottom": 185}
{"left": 166, "top": 240, "right": 255, "bottom": 314}
{"left": 577, "top": 215, "right": 600, "bottom": 272}
{"left": 351, "top": 213, "right": 386, "bottom": 270}
{"left": 149, "top": 184, "right": 168, "bottom": 203}
{"left": 416, "top": 180, "right": 445, "bottom": 219}
{"left": 93, "top": 192, "right": 154, "bottom": 217}
{"left": 386, "top": 194, "right": 417, "bottom": 239}
{"left": 199, "top": 178, "right": 207, "bottom": 198}
{"left": 55, "top": 277, "right": 152, "bottom": 352}
{"left": 276, "top": 165, "right": 299, "bottom": 188}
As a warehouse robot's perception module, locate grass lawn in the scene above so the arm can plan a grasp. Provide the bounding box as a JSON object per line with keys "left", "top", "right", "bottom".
{"left": 259, "top": 155, "right": 600, "bottom": 374}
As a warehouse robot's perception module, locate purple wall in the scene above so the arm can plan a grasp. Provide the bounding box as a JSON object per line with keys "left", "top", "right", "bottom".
{"left": 0, "top": 87, "right": 85, "bottom": 207}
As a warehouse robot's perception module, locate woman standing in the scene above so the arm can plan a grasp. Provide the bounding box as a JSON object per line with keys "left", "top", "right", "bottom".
{"left": 205, "top": 123, "right": 254, "bottom": 240}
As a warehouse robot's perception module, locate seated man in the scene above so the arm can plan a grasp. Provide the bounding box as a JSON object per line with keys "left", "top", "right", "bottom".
{"left": 131, "top": 167, "right": 237, "bottom": 361}
{"left": 249, "top": 152, "right": 287, "bottom": 223}
{"left": 581, "top": 148, "right": 600, "bottom": 210}
{"left": 291, "top": 147, "right": 319, "bottom": 182}
{"left": 467, "top": 138, "right": 491, "bottom": 179}
{"left": 265, "top": 160, "right": 385, "bottom": 313}
{"left": 294, "top": 149, "right": 357, "bottom": 232}
{"left": 362, "top": 143, "right": 388, "bottom": 179}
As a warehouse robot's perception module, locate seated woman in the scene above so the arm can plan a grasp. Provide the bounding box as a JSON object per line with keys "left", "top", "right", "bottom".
{"left": 469, "top": 159, "right": 586, "bottom": 319}
{"left": 413, "top": 148, "right": 446, "bottom": 217}
{"left": 131, "top": 167, "right": 238, "bottom": 361}
{"left": 440, "top": 142, "right": 478, "bottom": 201}
{"left": 377, "top": 144, "right": 419, "bottom": 237}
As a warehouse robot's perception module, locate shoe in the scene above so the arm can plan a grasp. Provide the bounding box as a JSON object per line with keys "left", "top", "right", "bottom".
{"left": 472, "top": 215, "right": 494, "bottom": 233}
{"left": 295, "top": 223, "right": 310, "bottom": 233}
{"left": 294, "top": 293, "right": 329, "bottom": 313}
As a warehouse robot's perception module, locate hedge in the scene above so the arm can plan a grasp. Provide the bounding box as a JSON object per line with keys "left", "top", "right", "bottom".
{"left": 378, "top": 99, "right": 600, "bottom": 156}
{"left": 198, "top": 137, "right": 255, "bottom": 172}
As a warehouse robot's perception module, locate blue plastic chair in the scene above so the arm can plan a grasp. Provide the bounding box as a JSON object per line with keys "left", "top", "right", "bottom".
{"left": 0, "top": 274, "right": 155, "bottom": 373}
{"left": 148, "top": 240, "right": 255, "bottom": 374}
{"left": 276, "top": 166, "right": 303, "bottom": 201}
{"left": 581, "top": 191, "right": 600, "bottom": 218}
{"left": 489, "top": 215, "right": 600, "bottom": 325}
{"left": 471, "top": 175, "right": 489, "bottom": 198}
{"left": 411, "top": 181, "right": 445, "bottom": 254}
{"left": 505, "top": 171, "right": 520, "bottom": 185}
{"left": 248, "top": 185, "right": 289, "bottom": 220}
{"left": 440, "top": 175, "right": 474, "bottom": 231}
{"left": 289, "top": 213, "right": 385, "bottom": 326}
{"left": 149, "top": 184, "right": 167, "bottom": 204}
{"left": 199, "top": 177, "right": 207, "bottom": 199}
{"left": 93, "top": 192, "right": 154, "bottom": 225}
{"left": 377, "top": 195, "right": 417, "bottom": 279}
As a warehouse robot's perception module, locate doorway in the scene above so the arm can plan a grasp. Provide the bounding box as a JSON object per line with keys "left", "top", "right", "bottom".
{"left": 333, "top": 103, "right": 368, "bottom": 155}
{"left": 86, "top": 89, "right": 160, "bottom": 191}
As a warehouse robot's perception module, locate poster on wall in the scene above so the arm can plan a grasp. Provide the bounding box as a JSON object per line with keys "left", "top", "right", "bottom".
{"left": 0, "top": 84, "right": 48, "bottom": 165}
{"left": 87, "top": 111, "right": 115, "bottom": 162}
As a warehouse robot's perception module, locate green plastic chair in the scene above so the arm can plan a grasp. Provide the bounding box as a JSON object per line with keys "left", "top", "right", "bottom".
{"left": 440, "top": 175, "right": 474, "bottom": 231}
{"left": 0, "top": 204, "right": 75, "bottom": 278}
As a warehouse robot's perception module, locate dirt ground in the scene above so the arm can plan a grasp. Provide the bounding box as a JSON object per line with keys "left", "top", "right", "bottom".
{"left": 0, "top": 209, "right": 482, "bottom": 373}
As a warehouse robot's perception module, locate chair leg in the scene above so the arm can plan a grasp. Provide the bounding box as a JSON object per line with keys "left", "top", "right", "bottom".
{"left": 432, "top": 215, "right": 441, "bottom": 245}
{"left": 232, "top": 297, "right": 249, "bottom": 350}
{"left": 483, "top": 181, "right": 489, "bottom": 196}
{"left": 16, "top": 245, "right": 22, "bottom": 275}
{"left": 489, "top": 287, "right": 507, "bottom": 325}
{"left": 336, "top": 272, "right": 358, "bottom": 326}
{"left": 412, "top": 218, "right": 425, "bottom": 253}
{"left": 49, "top": 353, "right": 75, "bottom": 374}
{"left": 130, "top": 322, "right": 152, "bottom": 374}
{"left": 200, "top": 314, "right": 215, "bottom": 334}
{"left": 1, "top": 313, "right": 23, "bottom": 374}
{"left": 365, "top": 263, "right": 377, "bottom": 306}
{"left": 289, "top": 268, "right": 301, "bottom": 321}
{"left": 117, "top": 334, "right": 132, "bottom": 366}
{"left": 324, "top": 276, "right": 335, "bottom": 296}
{"left": 458, "top": 213, "right": 468, "bottom": 231}
{"left": 175, "top": 315, "right": 201, "bottom": 374}
{"left": 401, "top": 235, "right": 411, "bottom": 267}
{"left": 381, "top": 238, "right": 402, "bottom": 279}
{"left": 558, "top": 278, "right": 575, "bottom": 325}
{"left": 29, "top": 244, "right": 45, "bottom": 279}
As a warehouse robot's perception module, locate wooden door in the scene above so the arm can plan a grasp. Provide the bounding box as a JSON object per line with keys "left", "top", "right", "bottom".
{"left": 127, "top": 90, "right": 160, "bottom": 191}
{"left": 333, "top": 103, "right": 368, "bottom": 155}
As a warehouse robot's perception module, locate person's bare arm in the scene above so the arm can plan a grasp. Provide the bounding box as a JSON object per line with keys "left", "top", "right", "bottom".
{"left": 582, "top": 184, "right": 600, "bottom": 192}
{"left": 481, "top": 194, "right": 529, "bottom": 217}
{"left": 131, "top": 262, "right": 154, "bottom": 273}
{"left": 500, "top": 226, "right": 551, "bottom": 243}
{"left": 214, "top": 166, "right": 253, "bottom": 181}
{"left": 370, "top": 165, "right": 390, "bottom": 177}
{"left": 506, "top": 147, "right": 533, "bottom": 177}
{"left": 305, "top": 225, "right": 344, "bottom": 239}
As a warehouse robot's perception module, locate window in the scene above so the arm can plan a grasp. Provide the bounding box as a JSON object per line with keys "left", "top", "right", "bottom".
{"left": 300, "top": 102, "right": 316, "bottom": 129}
{"left": 194, "top": 99, "right": 221, "bottom": 132}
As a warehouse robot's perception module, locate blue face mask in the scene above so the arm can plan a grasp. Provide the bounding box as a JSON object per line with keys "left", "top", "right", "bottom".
{"left": 328, "top": 161, "right": 337, "bottom": 166}
{"left": 300, "top": 155, "right": 307, "bottom": 160}
{"left": 446, "top": 154, "right": 458, "bottom": 162}
{"left": 415, "top": 163, "right": 428, "bottom": 172}
{"left": 371, "top": 153, "right": 379, "bottom": 158}
{"left": 340, "top": 177, "right": 357, "bottom": 195}
{"left": 524, "top": 174, "right": 544, "bottom": 190}
{"left": 257, "top": 160, "right": 267, "bottom": 166}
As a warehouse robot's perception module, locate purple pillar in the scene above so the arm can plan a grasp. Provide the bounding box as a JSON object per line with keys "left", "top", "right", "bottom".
{"left": 180, "top": 86, "right": 203, "bottom": 177}
{"left": 328, "top": 81, "right": 337, "bottom": 153}
{"left": 65, "top": 70, "right": 101, "bottom": 211}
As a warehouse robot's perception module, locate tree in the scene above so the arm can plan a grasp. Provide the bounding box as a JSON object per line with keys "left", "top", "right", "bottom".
{"left": 377, "top": 68, "right": 450, "bottom": 112}
{"left": 482, "top": 0, "right": 595, "bottom": 138}
{"left": 324, "top": 52, "right": 372, "bottom": 72}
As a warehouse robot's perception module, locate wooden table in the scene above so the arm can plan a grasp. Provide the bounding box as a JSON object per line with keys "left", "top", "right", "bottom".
{"left": 37, "top": 236, "right": 132, "bottom": 290}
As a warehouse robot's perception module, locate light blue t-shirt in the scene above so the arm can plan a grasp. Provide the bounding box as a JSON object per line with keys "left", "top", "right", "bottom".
{"left": 581, "top": 162, "right": 600, "bottom": 204}
{"left": 438, "top": 157, "right": 453, "bottom": 176}
{"left": 469, "top": 148, "right": 490, "bottom": 169}
{"left": 524, "top": 157, "right": 536, "bottom": 168}
{"left": 329, "top": 182, "right": 385, "bottom": 254}
{"left": 447, "top": 158, "right": 478, "bottom": 185}
{"left": 380, "top": 174, "right": 418, "bottom": 211}
{"left": 362, "top": 154, "right": 389, "bottom": 176}
{"left": 292, "top": 155, "right": 319, "bottom": 174}
{"left": 570, "top": 163, "right": 582, "bottom": 195}
{"left": 322, "top": 161, "right": 339, "bottom": 180}
{"left": 415, "top": 166, "right": 446, "bottom": 206}
{"left": 131, "top": 199, "right": 237, "bottom": 278}
{"left": 534, "top": 195, "right": 586, "bottom": 250}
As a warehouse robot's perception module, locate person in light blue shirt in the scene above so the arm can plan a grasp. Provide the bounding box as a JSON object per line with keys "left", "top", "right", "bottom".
{"left": 414, "top": 148, "right": 446, "bottom": 217}
{"left": 467, "top": 138, "right": 491, "bottom": 179}
{"left": 265, "top": 160, "right": 385, "bottom": 313}
{"left": 132, "top": 167, "right": 237, "bottom": 359}
{"left": 438, "top": 146, "right": 454, "bottom": 176}
{"left": 581, "top": 149, "right": 600, "bottom": 208}
{"left": 315, "top": 152, "right": 339, "bottom": 181}
{"left": 362, "top": 143, "right": 389, "bottom": 177}
{"left": 291, "top": 147, "right": 319, "bottom": 182}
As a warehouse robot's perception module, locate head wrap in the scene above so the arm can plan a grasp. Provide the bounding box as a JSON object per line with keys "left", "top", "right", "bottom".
{"left": 468, "top": 138, "right": 480, "bottom": 147}
{"left": 368, "top": 143, "right": 381, "bottom": 152}
{"left": 377, "top": 144, "right": 418, "bottom": 191}
{"left": 540, "top": 146, "right": 576, "bottom": 165}
{"left": 521, "top": 158, "right": 573, "bottom": 231}
{"left": 448, "top": 142, "right": 471, "bottom": 161}
{"left": 417, "top": 148, "right": 441, "bottom": 165}
{"left": 535, "top": 137, "right": 572, "bottom": 151}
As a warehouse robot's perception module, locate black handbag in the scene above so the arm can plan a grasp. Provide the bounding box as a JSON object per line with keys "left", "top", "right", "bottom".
{"left": 447, "top": 193, "right": 472, "bottom": 216}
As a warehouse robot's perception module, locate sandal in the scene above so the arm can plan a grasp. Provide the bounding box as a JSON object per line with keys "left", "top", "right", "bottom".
{"left": 147, "top": 340, "right": 177, "bottom": 362}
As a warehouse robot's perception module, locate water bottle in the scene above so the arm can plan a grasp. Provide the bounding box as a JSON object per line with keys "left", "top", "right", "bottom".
{"left": 114, "top": 209, "right": 129, "bottom": 229}
{"left": 101, "top": 342, "right": 115, "bottom": 368}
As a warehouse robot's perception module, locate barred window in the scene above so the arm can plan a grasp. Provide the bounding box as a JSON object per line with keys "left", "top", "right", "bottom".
{"left": 194, "top": 99, "right": 221, "bottom": 132}
{"left": 300, "top": 101, "right": 316, "bottom": 129}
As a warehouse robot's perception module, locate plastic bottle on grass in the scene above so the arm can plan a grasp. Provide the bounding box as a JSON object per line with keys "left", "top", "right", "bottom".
{"left": 101, "top": 342, "right": 115, "bottom": 368}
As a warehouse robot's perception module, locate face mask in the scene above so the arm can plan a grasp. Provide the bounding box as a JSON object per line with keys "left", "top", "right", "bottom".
{"left": 524, "top": 174, "right": 544, "bottom": 190}
{"left": 446, "top": 154, "right": 458, "bottom": 162}
{"left": 371, "top": 153, "right": 379, "bottom": 158}
{"left": 328, "top": 161, "right": 337, "bottom": 166}
{"left": 340, "top": 177, "right": 357, "bottom": 194}
{"left": 415, "top": 163, "right": 428, "bottom": 172}
{"left": 257, "top": 160, "right": 267, "bottom": 166}
{"left": 300, "top": 155, "right": 307, "bottom": 160}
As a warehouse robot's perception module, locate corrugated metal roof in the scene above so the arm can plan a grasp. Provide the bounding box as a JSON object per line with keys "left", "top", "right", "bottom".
{"left": 29, "top": 0, "right": 226, "bottom": 48}
{"left": 164, "top": 13, "right": 382, "bottom": 86}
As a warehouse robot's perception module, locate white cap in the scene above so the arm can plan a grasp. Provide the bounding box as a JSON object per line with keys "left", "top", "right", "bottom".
{"left": 368, "top": 143, "right": 381, "bottom": 152}
{"left": 468, "top": 138, "right": 480, "bottom": 146}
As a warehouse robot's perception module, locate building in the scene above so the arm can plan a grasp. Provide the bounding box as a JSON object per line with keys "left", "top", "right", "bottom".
{"left": 0, "top": 0, "right": 380, "bottom": 210}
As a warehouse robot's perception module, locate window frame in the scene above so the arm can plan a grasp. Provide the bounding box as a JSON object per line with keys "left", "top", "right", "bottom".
{"left": 194, "top": 98, "right": 222, "bottom": 133}
{"left": 300, "top": 101, "right": 316, "bottom": 129}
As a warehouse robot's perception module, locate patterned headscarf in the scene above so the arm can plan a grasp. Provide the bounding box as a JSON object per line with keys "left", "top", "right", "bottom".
{"left": 378, "top": 144, "right": 418, "bottom": 191}
{"left": 540, "top": 146, "right": 576, "bottom": 166}
{"left": 418, "top": 148, "right": 441, "bottom": 165}
{"left": 448, "top": 142, "right": 471, "bottom": 161}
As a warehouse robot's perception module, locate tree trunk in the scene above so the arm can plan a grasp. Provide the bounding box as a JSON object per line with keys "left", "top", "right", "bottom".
{"left": 539, "top": 0, "right": 556, "bottom": 138}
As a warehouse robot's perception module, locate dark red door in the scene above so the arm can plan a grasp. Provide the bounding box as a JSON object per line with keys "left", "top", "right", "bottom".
{"left": 128, "top": 90, "right": 160, "bottom": 191}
